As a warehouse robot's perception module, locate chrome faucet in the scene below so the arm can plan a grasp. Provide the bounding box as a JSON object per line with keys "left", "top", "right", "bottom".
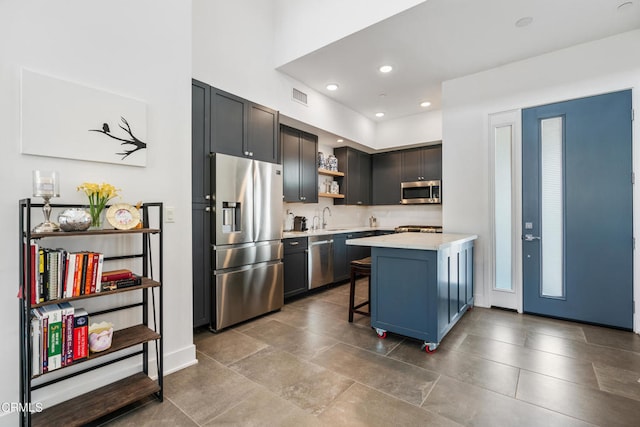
{"left": 322, "top": 207, "right": 332, "bottom": 229}
{"left": 311, "top": 215, "right": 320, "bottom": 231}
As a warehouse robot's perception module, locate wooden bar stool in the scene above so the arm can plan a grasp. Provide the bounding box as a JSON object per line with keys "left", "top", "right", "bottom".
{"left": 349, "top": 257, "right": 371, "bottom": 322}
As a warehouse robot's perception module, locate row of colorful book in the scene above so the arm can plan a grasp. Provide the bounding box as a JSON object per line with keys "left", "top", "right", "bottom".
{"left": 26, "top": 243, "right": 144, "bottom": 305}
{"left": 27, "top": 244, "right": 104, "bottom": 304}
{"left": 30, "top": 303, "right": 88, "bottom": 376}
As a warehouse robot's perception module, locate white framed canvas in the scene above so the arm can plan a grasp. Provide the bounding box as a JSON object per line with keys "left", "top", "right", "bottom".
{"left": 20, "top": 69, "right": 147, "bottom": 167}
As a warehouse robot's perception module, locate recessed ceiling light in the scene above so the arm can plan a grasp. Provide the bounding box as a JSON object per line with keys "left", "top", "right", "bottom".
{"left": 375, "top": 112, "right": 385, "bottom": 118}
{"left": 618, "top": 1, "right": 634, "bottom": 12}
{"left": 337, "top": 139, "right": 344, "bottom": 143}
{"left": 326, "top": 83, "right": 339, "bottom": 91}
{"left": 420, "top": 101, "right": 431, "bottom": 108}
{"left": 515, "top": 16, "right": 533, "bottom": 27}
{"left": 379, "top": 65, "right": 393, "bottom": 73}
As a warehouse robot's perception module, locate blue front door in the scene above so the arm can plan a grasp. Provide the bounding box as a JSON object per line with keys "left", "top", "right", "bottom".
{"left": 522, "top": 90, "right": 633, "bottom": 329}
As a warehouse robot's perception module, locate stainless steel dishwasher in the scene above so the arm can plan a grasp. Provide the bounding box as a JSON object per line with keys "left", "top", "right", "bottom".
{"left": 308, "top": 234, "right": 334, "bottom": 289}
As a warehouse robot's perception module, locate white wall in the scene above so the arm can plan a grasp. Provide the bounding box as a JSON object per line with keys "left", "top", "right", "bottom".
{"left": 374, "top": 109, "right": 443, "bottom": 150}
{"left": 442, "top": 30, "right": 640, "bottom": 331}
{"left": 0, "top": 0, "right": 195, "bottom": 422}
{"left": 273, "top": 0, "right": 426, "bottom": 67}
{"left": 192, "top": 0, "right": 378, "bottom": 148}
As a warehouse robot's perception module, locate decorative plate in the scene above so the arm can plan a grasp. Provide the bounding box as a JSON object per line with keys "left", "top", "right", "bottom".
{"left": 106, "top": 203, "right": 141, "bottom": 230}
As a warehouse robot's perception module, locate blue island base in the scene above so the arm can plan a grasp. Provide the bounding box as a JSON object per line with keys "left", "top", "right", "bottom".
{"left": 369, "top": 240, "right": 474, "bottom": 351}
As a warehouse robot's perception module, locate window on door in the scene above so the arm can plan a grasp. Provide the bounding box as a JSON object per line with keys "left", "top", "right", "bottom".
{"left": 494, "top": 125, "right": 514, "bottom": 292}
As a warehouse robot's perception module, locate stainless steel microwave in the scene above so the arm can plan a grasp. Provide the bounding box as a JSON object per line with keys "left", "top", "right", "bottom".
{"left": 401, "top": 180, "right": 441, "bottom": 204}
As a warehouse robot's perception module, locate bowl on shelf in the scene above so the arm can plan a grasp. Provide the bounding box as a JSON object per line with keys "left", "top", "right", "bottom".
{"left": 88, "top": 321, "right": 114, "bottom": 352}
{"left": 57, "top": 208, "right": 92, "bottom": 231}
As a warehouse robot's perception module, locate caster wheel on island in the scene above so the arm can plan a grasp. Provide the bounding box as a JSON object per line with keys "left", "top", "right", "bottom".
{"left": 375, "top": 328, "right": 387, "bottom": 339}
{"left": 422, "top": 342, "right": 438, "bottom": 353}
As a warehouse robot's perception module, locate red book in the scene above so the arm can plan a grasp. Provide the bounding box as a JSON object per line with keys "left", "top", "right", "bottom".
{"left": 73, "top": 254, "right": 84, "bottom": 297}
{"left": 89, "top": 253, "right": 100, "bottom": 294}
{"left": 73, "top": 308, "right": 88, "bottom": 362}
{"left": 101, "top": 269, "right": 133, "bottom": 282}
{"left": 30, "top": 243, "right": 39, "bottom": 304}
{"left": 84, "top": 253, "right": 95, "bottom": 295}
{"left": 82, "top": 252, "right": 93, "bottom": 294}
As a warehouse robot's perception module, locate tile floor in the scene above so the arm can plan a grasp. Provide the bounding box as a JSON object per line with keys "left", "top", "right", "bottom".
{"left": 99, "top": 280, "right": 640, "bottom": 426}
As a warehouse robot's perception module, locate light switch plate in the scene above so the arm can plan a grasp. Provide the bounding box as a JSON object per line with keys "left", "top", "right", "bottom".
{"left": 165, "top": 206, "right": 175, "bottom": 223}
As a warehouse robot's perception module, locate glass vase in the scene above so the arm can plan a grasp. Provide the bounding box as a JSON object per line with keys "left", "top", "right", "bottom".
{"left": 89, "top": 207, "right": 105, "bottom": 230}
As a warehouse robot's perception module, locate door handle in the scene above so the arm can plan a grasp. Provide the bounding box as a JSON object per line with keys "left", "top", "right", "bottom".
{"left": 524, "top": 234, "right": 541, "bottom": 241}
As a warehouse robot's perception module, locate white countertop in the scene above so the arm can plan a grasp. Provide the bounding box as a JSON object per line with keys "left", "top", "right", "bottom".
{"left": 346, "top": 232, "right": 478, "bottom": 251}
{"left": 282, "top": 226, "right": 393, "bottom": 239}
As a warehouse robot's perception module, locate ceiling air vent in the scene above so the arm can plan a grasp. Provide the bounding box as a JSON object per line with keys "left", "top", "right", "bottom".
{"left": 292, "top": 88, "right": 308, "bottom": 106}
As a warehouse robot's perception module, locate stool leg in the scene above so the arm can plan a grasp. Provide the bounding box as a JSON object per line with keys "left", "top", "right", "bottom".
{"left": 349, "top": 269, "right": 356, "bottom": 322}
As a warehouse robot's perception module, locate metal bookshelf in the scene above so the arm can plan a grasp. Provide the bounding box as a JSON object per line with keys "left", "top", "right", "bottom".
{"left": 18, "top": 199, "right": 163, "bottom": 426}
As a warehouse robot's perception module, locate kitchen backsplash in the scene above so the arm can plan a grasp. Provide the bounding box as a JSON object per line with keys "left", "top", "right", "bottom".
{"left": 283, "top": 199, "right": 442, "bottom": 231}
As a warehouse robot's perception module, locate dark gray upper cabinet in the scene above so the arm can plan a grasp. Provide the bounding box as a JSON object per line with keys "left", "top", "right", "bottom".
{"left": 248, "top": 103, "right": 279, "bottom": 164}
{"left": 210, "top": 86, "right": 280, "bottom": 164}
{"left": 281, "top": 125, "right": 318, "bottom": 203}
{"left": 211, "top": 87, "right": 246, "bottom": 158}
{"left": 192, "top": 79, "right": 211, "bottom": 204}
{"left": 372, "top": 151, "right": 402, "bottom": 205}
{"left": 334, "top": 147, "right": 371, "bottom": 205}
{"left": 401, "top": 145, "right": 442, "bottom": 182}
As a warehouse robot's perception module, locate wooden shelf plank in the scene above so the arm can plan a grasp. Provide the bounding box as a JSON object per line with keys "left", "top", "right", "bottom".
{"left": 319, "top": 192, "right": 345, "bottom": 199}
{"left": 32, "top": 325, "right": 160, "bottom": 379}
{"left": 31, "top": 278, "right": 160, "bottom": 309}
{"left": 318, "top": 168, "right": 345, "bottom": 177}
{"left": 28, "top": 227, "right": 161, "bottom": 238}
{"left": 32, "top": 372, "right": 160, "bottom": 427}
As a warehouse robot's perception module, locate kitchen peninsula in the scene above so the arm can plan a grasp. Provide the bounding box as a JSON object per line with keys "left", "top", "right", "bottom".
{"left": 347, "top": 232, "right": 477, "bottom": 352}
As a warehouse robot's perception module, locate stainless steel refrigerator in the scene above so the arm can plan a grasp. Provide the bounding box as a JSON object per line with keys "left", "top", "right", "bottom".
{"left": 211, "top": 153, "right": 283, "bottom": 331}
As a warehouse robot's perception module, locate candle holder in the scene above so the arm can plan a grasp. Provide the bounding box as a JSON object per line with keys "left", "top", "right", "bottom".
{"left": 32, "top": 170, "right": 61, "bottom": 232}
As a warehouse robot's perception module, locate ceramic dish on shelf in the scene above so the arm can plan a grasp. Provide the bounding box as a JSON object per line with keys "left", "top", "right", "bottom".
{"left": 106, "top": 203, "right": 141, "bottom": 230}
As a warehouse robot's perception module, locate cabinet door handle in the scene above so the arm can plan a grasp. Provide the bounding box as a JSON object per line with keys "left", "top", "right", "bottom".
{"left": 244, "top": 151, "right": 249, "bottom": 156}
{"left": 249, "top": 152, "right": 254, "bottom": 157}
{"left": 205, "top": 195, "right": 211, "bottom": 200}
{"left": 204, "top": 207, "right": 211, "bottom": 212}
{"left": 289, "top": 241, "right": 299, "bottom": 246}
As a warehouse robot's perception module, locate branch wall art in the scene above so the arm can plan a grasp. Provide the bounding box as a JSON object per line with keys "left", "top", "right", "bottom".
{"left": 21, "top": 69, "right": 147, "bottom": 167}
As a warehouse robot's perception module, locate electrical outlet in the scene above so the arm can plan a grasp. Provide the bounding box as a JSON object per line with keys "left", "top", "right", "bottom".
{"left": 165, "top": 206, "right": 175, "bottom": 223}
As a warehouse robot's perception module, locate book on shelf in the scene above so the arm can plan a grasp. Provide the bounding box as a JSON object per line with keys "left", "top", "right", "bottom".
{"left": 83, "top": 252, "right": 95, "bottom": 295}
{"left": 39, "top": 305, "right": 62, "bottom": 371}
{"left": 58, "top": 302, "right": 75, "bottom": 366}
{"left": 30, "top": 309, "right": 44, "bottom": 376}
{"left": 101, "top": 269, "right": 133, "bottom": 282}
{"left": 73, "top": 308, "right": 89, "bottom": 362}
{"left": 101, "top": 274, "right": 142, "bottom": 291}
{"left": 64, "top": 252, "right": 76, "bottom": 299}
{"left": 29, "top": 242, "right": 39, "bottom": 304}
{"left": 38, "top": 248, "right": 46, "bottom": 303}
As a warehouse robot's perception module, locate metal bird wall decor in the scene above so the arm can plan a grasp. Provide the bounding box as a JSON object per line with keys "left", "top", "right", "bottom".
{"left": 89, "top": 117, "right": 147, "bottom": 160}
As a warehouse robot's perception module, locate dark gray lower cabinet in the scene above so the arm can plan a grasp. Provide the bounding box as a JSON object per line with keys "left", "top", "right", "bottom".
{"left": 283, "top": 237, "right": 308, "bottom": 298}
{"left": 192, "top": 203, "right": 211, "bottom": 327}
{"left": 333, "top": 231, "right": 374, "bottom": 282}
{"left": 333, "top": 234, "right": 348, "bottom": 282}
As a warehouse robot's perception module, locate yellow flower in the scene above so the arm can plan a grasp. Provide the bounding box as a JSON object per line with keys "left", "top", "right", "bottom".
{"left": 77, "top": 182, "right": 121, "bottom": 227}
